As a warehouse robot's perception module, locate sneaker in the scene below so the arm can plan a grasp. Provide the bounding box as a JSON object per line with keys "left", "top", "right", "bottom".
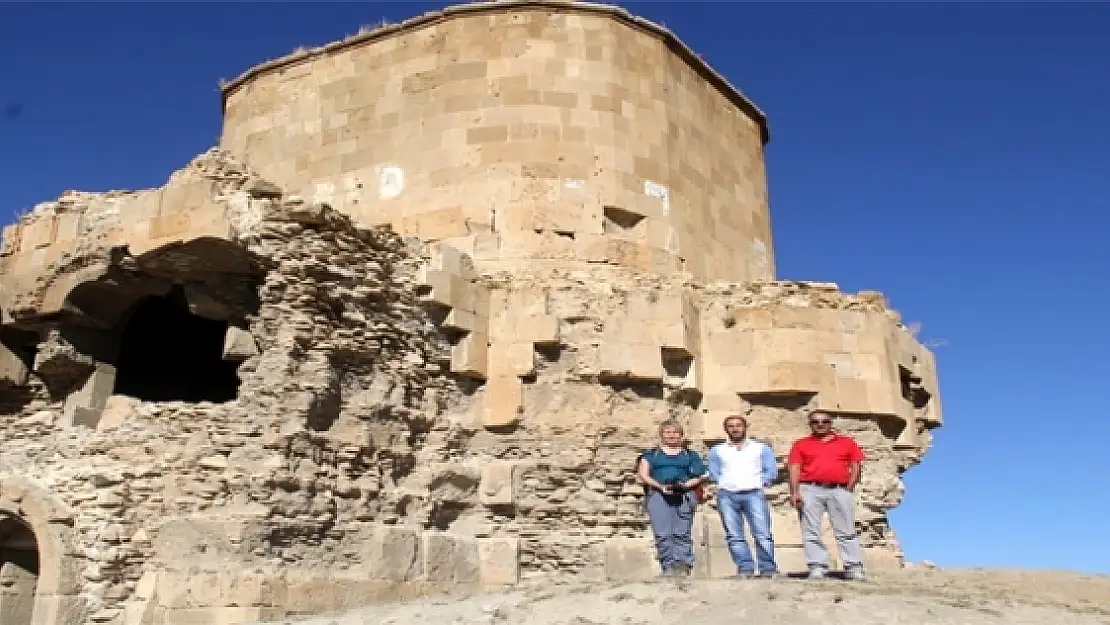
{"left": 735, "top": 570, "right": 756, "bottom": 578}
{"left": 756, "top": 571, "right": 778, "bottom": 579}
{"left": 845, "top": 566, "right": 866, "bottom": 581}
{"left": 807, "top": 567, "right": 827, "bottom": 580}
{"left": 674, "top": 563, "right": 693, "bottom": 576}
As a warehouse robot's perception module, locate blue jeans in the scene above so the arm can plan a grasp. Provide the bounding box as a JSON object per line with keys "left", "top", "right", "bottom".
{"left": 718, "top": 488, "right": 777, "bottom": 574}
{"left": 645, "top": 490, "right": 696, "bottom": 571}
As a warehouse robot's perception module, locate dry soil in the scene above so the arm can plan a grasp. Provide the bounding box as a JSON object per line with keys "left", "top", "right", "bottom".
{"left": 254, "top": 567, "right": 1110, "bottom": 625}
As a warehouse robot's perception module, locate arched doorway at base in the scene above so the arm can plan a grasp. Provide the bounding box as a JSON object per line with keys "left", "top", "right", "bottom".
{"left": 0, "top": 477, "right": 86, "bottom": 625}
{"left": 0, "top": 515, "right": 39, "bottom": 625}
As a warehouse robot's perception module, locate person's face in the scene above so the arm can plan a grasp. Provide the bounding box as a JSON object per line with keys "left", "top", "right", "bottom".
{"left": 660, "top": 426, "right": 683, "bottom": 447}
{"left": 724, "top": 418, "right": 747, "bottom": 441}
{"left": 808, "top": 413, "right": 833, "bottom": 435}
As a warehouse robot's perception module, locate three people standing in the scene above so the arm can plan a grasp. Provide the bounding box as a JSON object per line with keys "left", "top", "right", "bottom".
{"left": 638, "top": 411, "right": 868, "bottom": 581}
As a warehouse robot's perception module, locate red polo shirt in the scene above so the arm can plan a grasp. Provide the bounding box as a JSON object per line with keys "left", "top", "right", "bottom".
{"left": 787, "top": 434, "right": 865, "bottom": 485}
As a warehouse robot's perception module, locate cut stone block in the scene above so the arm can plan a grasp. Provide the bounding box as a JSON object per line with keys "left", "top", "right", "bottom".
{"left": 62, "top": 362, "right": 116, "bottom": 428}
{"left": 477, "top": 537, "right": 519, "bottom": 585}
{"left": 478, "top": 460, "right": 516, "bottom": 507}
{"left": 487, "top": 342, "right": 534, "bottom": 377}
{"left": 222, "top": 326, "right": 259, "bottom": 362}
{"left": 451, "top": 332, "right": 488, "bottom": 379}
{"left": 481, "top": 376, "right": 523, "bottom": 429}
{"left": 603, "top": 537, "right": 658, "bottom": 581}
{"left": 423, "top": 532, "right": 456, "bottom": 582}
{"left": 368, "top": 526, "right": 421, "bottom": 581}
{"left": 600, "top": 343, "right": 661, "bottom": 381}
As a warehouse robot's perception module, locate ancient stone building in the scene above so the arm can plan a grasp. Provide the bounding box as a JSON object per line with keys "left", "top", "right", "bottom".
{"left": 0, "top": 1, "right": 942, "bottom": 623}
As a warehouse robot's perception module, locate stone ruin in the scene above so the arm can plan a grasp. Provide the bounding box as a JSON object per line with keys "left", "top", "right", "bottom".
{"left": 0, "top": 2, "right": 942, "bottom": 623}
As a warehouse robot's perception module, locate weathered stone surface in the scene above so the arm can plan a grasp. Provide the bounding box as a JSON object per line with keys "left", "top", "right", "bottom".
{"left": 0, "top": 2, "right": 943, "bottom": 624}
{"left": 221, "top": 326, "right": 259, "bottom": 362}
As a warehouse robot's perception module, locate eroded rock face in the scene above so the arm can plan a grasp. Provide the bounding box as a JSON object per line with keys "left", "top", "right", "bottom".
{"left": 0, "top": 3, "right": 942, "bottom": 624}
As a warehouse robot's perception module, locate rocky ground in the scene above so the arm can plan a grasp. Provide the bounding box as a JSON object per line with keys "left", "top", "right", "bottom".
{"left": 254, "top": 567, "right": 1110, "bottom": 625}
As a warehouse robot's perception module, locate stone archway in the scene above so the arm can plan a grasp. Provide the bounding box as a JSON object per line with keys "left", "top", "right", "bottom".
{"left": 0, "top": 515, "right": 39, "bottom": 624}
{"left": 0, "top": 477, "right": 85, "bottom": 625}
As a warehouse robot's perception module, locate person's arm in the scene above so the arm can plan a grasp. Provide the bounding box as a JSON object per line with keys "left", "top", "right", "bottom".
{"left": 706, "top": 446, "right": 721, "bottom": 484}
{"left": 759, "top": 443, "right": 778, "bottom": 488}
{"left": 787, "top": 442, "right": 803, "bottom": 508}
{"left": 683, "top": 451, "right": 708, "bottom": 489}
{"left": 846, "top": 461, "right": 861, "bottom": 491}
{"left": 637, "top": 453, "right": 670, "bottom": 494}
{"left": 846, "top": 441, "right": 866, "bottom": 491}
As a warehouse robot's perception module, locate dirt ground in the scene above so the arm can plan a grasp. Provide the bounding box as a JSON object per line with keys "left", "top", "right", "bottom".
{"left": 254, "top": 567, "right": 1110, "bottom": 625}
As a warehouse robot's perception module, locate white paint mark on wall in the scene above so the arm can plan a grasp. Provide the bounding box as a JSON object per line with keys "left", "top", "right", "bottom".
{"left": 644, "top": 180, "right": 670, "bottom": 215}
{"left": 564, "top": 179, "right": 585, "bottom": 190}
{"left": 752, "top": 238, "right": 770, "bottom": 278}
{"left": 379, "top": 166, "right": 404, "bottom": 199}
{"left": 313, "top": 181, "right": 335, "bottom": 205}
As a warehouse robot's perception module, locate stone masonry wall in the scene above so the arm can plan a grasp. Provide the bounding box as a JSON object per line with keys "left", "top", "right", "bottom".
{"left": 0, "top": 152, "right": 513, "bottom": 624}
{"left": 423, "top": 264, "right": 941, "bottom": 580}
{"left": 0, "top": 3, "right": 943, "bottom": 624}
{"left": 0, "top": 146, "right": 941, "bottom": 624}
{"left": 219, "top": 1, "right": 774, "bottom": 283}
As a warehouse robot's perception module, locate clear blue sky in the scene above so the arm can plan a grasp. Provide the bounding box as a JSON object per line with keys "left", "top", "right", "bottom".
{"left": 2, "top": 3, "right": 1108, "bottom": 574}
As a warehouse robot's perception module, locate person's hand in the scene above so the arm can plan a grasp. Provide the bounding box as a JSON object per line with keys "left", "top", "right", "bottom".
{"left": 789, "top": 491, "right": 801, "bottom": 509}
{"left": 651, "top": 481, "right": 672, "bottom": 495}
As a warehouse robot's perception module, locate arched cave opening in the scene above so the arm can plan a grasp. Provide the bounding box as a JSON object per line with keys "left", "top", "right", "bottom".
{"left": 0, "top": 516, "right": 39, "bottom": 625}
{"left": 113, "top": 287, "right": 240, "bottom": 403}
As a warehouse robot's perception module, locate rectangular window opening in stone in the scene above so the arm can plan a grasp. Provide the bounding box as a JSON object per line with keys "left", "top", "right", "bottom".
{"left": 602, "top": 206, "right": 646, "bottom": 238}
{"left": 898, "top": 365, "right": 931, "bottom": 409}
{"left": 660, "top": 347, "right": 693, "bottom": 383}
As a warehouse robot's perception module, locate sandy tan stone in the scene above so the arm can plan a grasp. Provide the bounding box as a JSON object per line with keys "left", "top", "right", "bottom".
{"left": 0, "top": 3, "right": 946, "bottom": 624}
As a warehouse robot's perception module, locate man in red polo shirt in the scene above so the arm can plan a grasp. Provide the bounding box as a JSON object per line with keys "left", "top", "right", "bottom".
{"left": 787, "top": 410, "right": 866, "bottom": 581}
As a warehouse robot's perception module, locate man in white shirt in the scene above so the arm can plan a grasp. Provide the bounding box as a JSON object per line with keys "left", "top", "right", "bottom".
{"left": 707, "top": 415, "right": 779, "bottom": 577}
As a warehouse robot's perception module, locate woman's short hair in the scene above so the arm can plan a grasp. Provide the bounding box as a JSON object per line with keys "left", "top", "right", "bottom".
{"left": 658, "top": 419, "right": 684, "bottom": 436}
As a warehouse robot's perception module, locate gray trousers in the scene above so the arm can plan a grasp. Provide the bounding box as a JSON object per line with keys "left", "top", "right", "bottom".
{"left": 645, "top": 490, "right": 696, "bottom": 570}
{"left": 799, "top": 483, "right": 863, "bottom": 570}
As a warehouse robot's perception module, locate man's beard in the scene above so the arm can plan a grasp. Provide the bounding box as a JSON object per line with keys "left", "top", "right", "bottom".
{"left": 728, "top": 433, "right": 746, "bottom": 443}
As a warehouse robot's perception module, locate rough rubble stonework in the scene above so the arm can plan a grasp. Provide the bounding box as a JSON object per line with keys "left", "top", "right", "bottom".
{"left": 0, "top": 2, "right": 942, "bottom": 624}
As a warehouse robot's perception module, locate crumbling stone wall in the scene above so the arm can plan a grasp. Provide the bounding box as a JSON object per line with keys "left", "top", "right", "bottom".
{"left": 0, "top": 3, "right": 943, "bottom": 624}
{"left": 0, "top": 154, "right": 942, "bottom": 624}
{"left": 420, "top": 268, "right": 940, "bottom": 581}
{"left": 0, "top": 151, "right": 514, "bottom": 623}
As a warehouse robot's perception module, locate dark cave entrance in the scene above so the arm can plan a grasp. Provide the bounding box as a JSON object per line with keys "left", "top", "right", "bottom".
{"left": 112, "top": 287, "right": 240, "bottom": 403}
{"left": 0, "top": 516, "right": 39, "bottom": 625}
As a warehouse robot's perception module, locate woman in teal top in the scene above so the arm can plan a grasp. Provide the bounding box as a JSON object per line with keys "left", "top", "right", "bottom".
{"left": 635, "top": 419, "right": 708, "bottom": 577}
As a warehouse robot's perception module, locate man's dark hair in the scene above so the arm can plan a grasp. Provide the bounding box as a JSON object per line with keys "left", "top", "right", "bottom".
{"left": 723, "top": 414, "right": 748, "bottom": 428}
{"left": 807, "top": 410, "right": 834, "bottom": 423}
